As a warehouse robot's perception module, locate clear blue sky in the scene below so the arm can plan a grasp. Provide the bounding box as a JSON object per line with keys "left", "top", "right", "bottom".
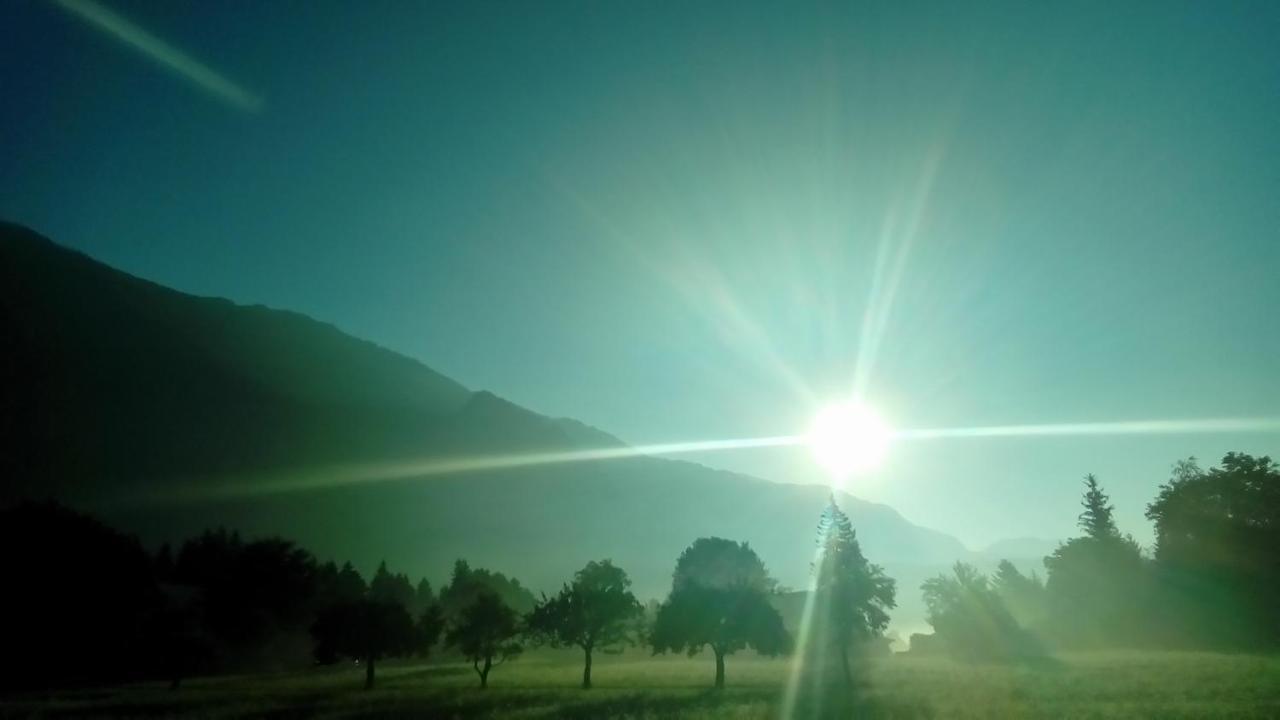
{"left": 3, "top": 0, "right": 1278, "bottom": 547}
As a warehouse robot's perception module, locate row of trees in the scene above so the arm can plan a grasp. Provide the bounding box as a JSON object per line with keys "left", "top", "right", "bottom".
{"left": 314, "top": 501, "right": 895, "bottom": 691}
{"left": 10, "top": 451, "right": 1264, "bottom": 691}
{"left": 0, "top": 497, "right": 900, "bottom": 692}
{"left": 917, "top": 452, "right": 1280, "bottom": 659}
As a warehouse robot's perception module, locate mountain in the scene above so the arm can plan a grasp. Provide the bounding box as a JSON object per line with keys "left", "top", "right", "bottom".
{"left": 0, "top": 222, "right": 969, "bottom": 628}
{"left": 979, "top": 537, "right": 1061, "bottom": 564}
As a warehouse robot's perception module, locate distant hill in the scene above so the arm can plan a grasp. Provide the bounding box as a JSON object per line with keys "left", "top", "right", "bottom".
{"left": 0, "top": 222, "right": 970, "bottom": 629}
{"left": 978, "top": 537, "right": 1061, "bottom": 564}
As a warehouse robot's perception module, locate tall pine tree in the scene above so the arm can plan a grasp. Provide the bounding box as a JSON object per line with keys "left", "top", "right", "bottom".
{"left": 1078, "top": 474, "right": 1119, "bottom": 540}
{"left": 813, "top": 497, "right": 896, "bottom": 686}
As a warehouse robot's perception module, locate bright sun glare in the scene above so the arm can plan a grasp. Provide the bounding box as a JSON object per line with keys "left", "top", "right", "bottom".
{"left": 807, "top": 402, "right": 891, "bottom": 479}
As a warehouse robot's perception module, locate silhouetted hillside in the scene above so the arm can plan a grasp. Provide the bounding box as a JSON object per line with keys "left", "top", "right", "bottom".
{"left": 1, "top": 223, "right": 967, "bottom": 622}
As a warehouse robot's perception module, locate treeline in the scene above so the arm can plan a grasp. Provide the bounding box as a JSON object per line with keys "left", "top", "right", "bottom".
{"left": 915, "top": 452, "right": 1280, "bottom": 659}
{"left": 3, "top": 451, "right": 1272, "bottom": 691}
{"left": 0, "top": 498, "right": 891, "bottom": 692}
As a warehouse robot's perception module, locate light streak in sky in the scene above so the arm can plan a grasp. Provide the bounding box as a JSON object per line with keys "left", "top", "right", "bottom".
{"left": 52, "top": 0, "right": 263, "bottom": 112}
{"left": 144, "top": 415, "right": 1280, "bottom": 504}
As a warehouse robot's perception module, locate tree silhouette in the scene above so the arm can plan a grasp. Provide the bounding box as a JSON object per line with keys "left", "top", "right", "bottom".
{"left": 922, "top": 563, "right": 1040, "bottom": 661}
{"left": 0, "top": 502, "right": 158, "bottom": 690}
{"left": 991, "top": 560, "right": 1047, "bottom": 627}
{"left": 439, "top": 559, "right": 537, "bottom": 620}
{"left": 813, "top": 499, "right": 896, "bottom": 686}
{"left": 1146, "top": 453, "right": 1280, "bottom": 649}
{"left": 417, "top": 602, "right": 446, "bottom": 660}
{"left": 651, "top": 537, "right": 791, "bottom": 689}
{"left": 316, "top": 560, "right": 367, "bottom": 614}
{"left": 414, "top": 577, "right": 435, "bottom": 616}
{"left": 311, "top": 599, "right": 415, "bottom": 689}
{"left": 446, "top": 589, "right": 523, "bottom": 688}
{"left": 369, "top": 560, "right": 416, "bottom": 612}
{"left": 171, "top": 530, "right": 320, "bottom": 669}
{"left": 1079, "top": 474, "right": 1119, "bottom": 540}
{"left": 1044, "top": 474, "right": 1148, "bottom": 647}
{"left": 527, "top": 560, "right": 643, "bottom": 688}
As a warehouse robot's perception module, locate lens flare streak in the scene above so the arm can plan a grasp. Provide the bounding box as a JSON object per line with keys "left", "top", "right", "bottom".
{"left": 146, "top": 415, "right": 1280, "bottom": 505}
{"left": 52, "top": 0, "right": 263, "bottom": 112}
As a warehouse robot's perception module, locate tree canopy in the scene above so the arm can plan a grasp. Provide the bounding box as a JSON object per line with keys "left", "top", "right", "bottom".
{"left": 526, "top": 560, "right": 643, "bottom": 688}
{"left": 651, "top": 537, "right": 791, "bottom": 689}
{"left": 812, "top": 499, "right": 896, "bottom": 685}
{"left": 310, "top": 599, "right": 416, "bottom": 689}
{"left": 1145, "top": 453, "right": 1280, "bottom": 649}
{"left": 446, "top": 589, "right": 523, "bottom": 688}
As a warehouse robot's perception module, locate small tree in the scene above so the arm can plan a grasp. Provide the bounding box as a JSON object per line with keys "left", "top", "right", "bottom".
{"left": 527, "top": 560, "right": 643, "bottom": 688}
{"left": 651, "top": 537, "right": 791, "bottom": 689}
{"left": 813, "top": 499, "right": 896, "bottom": 686}
{"left": 417, "top": 603, "right": 446, "bottom": 659}
{"left": 446, "top": 590, "right": 523, "bottom": 688}
{"left": 311, "top": 599, "right": 416, "bottom": 689}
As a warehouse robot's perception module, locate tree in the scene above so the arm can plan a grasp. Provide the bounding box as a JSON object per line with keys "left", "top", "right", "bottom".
{"left": 991, "top": 560, "right": 1047, "bottom": 627}
{"left": 1079, "top": 474, "right": 1119, "bottom": 540}
{"left": 311, "top": 599, "right": 416, "bottom": 689}
{"left": 812, "top": 499, "right": 896, "bottom": 686}
{"left": 439, "top": 559, "right": 537, "bottom": 620}
{"left": 650, "top": 537, "right": 791, "bottom": 689}
{"left": 447, "top": 589, "right": 523, "bottom": 688}
{"left": 921, "top": 563, "right": 1040, "bottom": 661}
{"left": 526, "top": 560, "right": 643, "bottom": 688}
{"left": 316, "top": 560, "right": 367, "bottom": 610}
{"left": 0, "top": 502, "right": 158, "bottom": 690}
{"left": 414, "top": 577, "right": 435, "bottom": 616}
{"left": 417, "top": 603, "right": 446, "bottom": 659}
{"left": 1044, "top": 474, "right": 1148, "bottom": 648}
{"left": 369, "top": 560, "right": 416, "bottom": 612}
{"left": 172, "top": 530, "right": 320, "bottom": 669}
{"left": 1146, "top": 453, "right": 1280, "bottom": 649}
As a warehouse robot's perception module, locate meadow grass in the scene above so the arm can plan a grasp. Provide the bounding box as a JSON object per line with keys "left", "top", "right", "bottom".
{"left": 4, "top": 649, "right": 1279, "bottom": 719}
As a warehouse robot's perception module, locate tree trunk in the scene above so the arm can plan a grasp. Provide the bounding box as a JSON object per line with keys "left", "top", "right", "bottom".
{"left": 169, "top": 676, "right": 182, "bottom": 691}
{"left": 582, "top": 646, "right": 593, "bottom": 689}
{"left": 365, "top": 655, "right": 375, "bottom": 690}
{"left": 479, "top": 656, "right": 491, "bottom": 689}
{"left": 713, "top": 648, "right": 725, "bottom": 689}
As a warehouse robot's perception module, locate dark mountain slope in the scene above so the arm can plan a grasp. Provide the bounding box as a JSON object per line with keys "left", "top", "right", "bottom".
{"left": 0, "top": 223, "right": 967, "bottom": 618}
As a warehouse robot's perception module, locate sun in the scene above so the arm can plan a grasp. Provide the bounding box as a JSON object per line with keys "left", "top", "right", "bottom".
{"left": 807, "top": 402, "right": 892, "bottom": 478}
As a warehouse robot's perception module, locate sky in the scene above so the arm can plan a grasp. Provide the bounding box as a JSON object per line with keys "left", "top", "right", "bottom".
{"left": 3, "top": 0, "right": 1279, "bottom": 548}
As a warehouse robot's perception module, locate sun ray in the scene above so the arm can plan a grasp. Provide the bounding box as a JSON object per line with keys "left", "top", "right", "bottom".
{"left": 895, "top": 416, "right": 1280, "bottom": 441}
{"left": 52, "top": 0, "right": 263, "bottom": 112}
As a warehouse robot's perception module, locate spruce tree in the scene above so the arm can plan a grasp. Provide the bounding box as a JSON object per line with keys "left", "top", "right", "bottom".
{"left": 1078, "top": 474, "right": 1119, "bottom": 540}
{"left": 813, "top": 497, "right": 896, "bottom": 686}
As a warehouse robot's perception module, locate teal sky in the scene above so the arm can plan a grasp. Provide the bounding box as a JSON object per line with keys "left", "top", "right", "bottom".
{"left": 4, "top": 1, "right": 1278, "bottom": 547}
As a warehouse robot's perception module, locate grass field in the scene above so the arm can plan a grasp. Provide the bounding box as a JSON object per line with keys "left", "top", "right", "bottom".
{"left": 5, "top": 649, "right": 1280, "bottom": 719}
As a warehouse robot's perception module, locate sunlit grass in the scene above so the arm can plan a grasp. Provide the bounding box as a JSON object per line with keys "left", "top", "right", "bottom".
{"left": 9, "top": 649, "right": 1280, "bottom": 719}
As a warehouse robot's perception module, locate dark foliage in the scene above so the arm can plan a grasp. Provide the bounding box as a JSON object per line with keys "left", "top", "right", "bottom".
{"left": 311, "top": 599, "right": 416, "bottom": 689}
{"left": 170, "top": 529, "right": 321, "bottom": 670}
{"left": 1043, "top": 475, "right": 1150, "bottom": 648}
{"left": 526, "top": 560, "right": 643, "bottom": 688}
{"left": 651, "top": 538, "right": 791, "bottom": 689}
{"left": 812, "top": 499, "right": 896, "bottom": 686}
{"left": 446, "top": 590, "right": 523, "bottom": 688}
{"left": 1146, "top": 453, "right": 1280, "bottom": 649}
{"left": 922, "top": 563, "right": 1044, "bottom": 662}
{"left": 439, "top": 559, "right": 537, "bottom": 620}
{"left": 0, "top": 502, "right": 158, "bottom": 690}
